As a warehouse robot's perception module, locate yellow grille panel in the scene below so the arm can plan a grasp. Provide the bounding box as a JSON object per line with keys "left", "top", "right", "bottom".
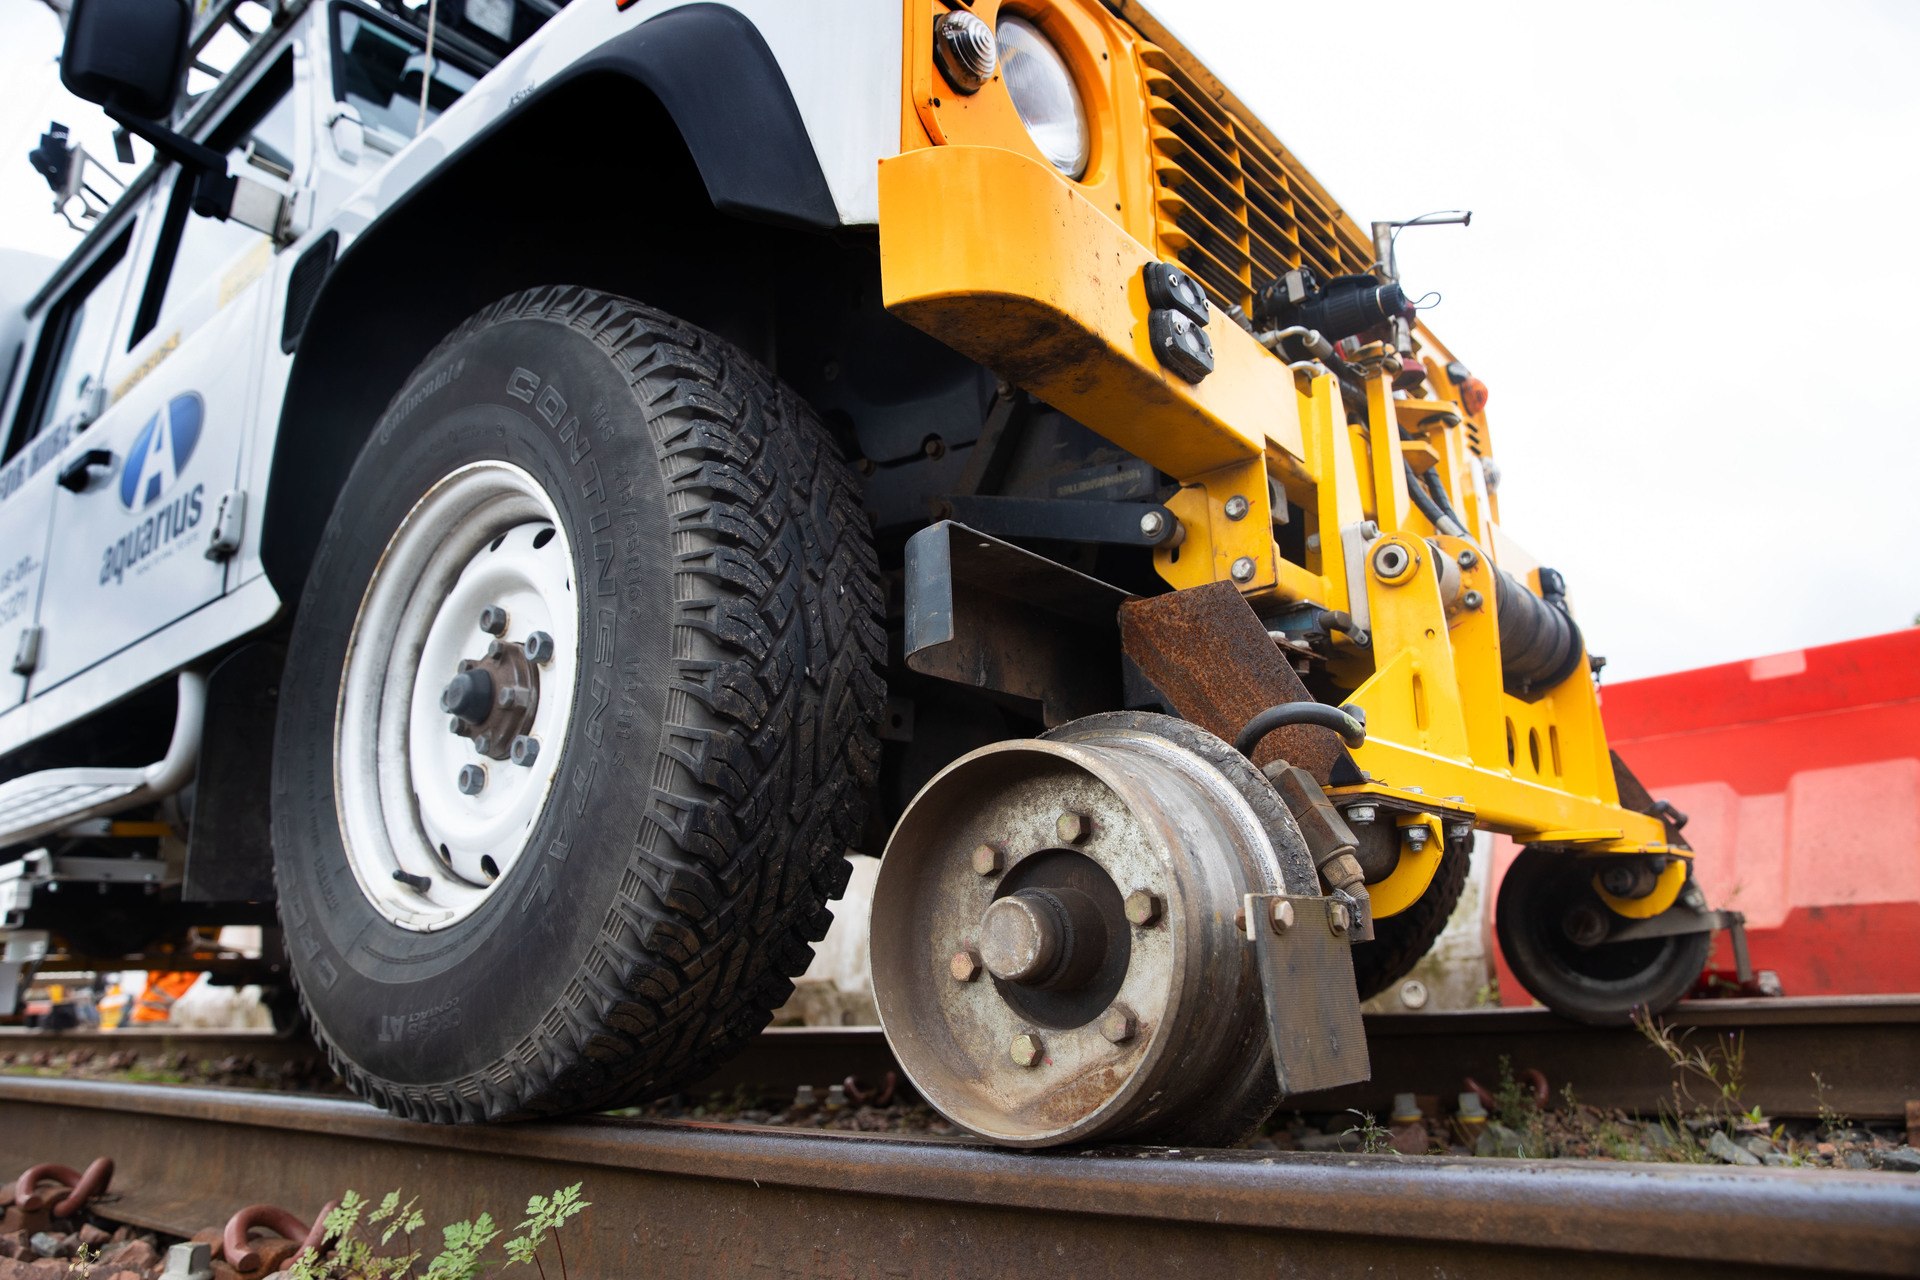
{"left": 1139, "top": 45, "right": 1374, "bottom": 316}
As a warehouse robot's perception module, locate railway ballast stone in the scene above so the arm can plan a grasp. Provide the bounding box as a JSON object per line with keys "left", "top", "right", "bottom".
{"left": 1707, "top": 1132, "right": 1762, "bottom": 1166}
{"left": 1872, "top": 1146, "right": 1920, "bottom": 1173}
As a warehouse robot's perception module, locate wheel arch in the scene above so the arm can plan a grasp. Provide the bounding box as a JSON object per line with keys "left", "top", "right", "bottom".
{"left": 261, "top": 3, "right": 844, "bottom": 598}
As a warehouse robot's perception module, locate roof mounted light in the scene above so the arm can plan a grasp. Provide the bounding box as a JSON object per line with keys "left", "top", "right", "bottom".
{"left": 933, "top": 11, "right": 997, "bottom": 95}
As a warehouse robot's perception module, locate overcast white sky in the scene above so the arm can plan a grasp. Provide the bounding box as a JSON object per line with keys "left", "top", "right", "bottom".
{"left": 1, "top": 0, "right": 1916, "bottom": 679}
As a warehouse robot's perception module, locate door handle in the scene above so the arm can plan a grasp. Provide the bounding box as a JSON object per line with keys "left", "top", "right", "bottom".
{"left": 57, "top": 448, "right": 113, "bottom": 493}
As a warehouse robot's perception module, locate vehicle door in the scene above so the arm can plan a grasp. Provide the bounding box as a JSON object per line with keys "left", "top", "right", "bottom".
{"left": 34, "top": 55, "right": 301, "bottom": 691}
{"left": 0, "top": 229, "right": 139, "bottom": 712}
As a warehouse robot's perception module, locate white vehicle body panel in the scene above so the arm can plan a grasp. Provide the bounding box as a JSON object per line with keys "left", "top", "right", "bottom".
{"left": 0, "top": 0, "right": 904, "bottom": 761}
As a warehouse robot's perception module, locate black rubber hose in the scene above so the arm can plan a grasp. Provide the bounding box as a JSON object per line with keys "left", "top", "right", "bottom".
{"left": 1493, "top": 568, "right": 1586, "bottom": 699}
{"left": 1403, "top": 461, "right": 1466, "bottom": 537}
{"left": 1235, "top": 702, "right": 1367, "bottom": 757}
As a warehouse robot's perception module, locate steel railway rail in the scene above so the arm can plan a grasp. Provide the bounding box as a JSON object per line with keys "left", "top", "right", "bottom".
{"left": 7, "top": 996, "right": 1914, "bottom": 1120}
{"left": 2, "top": 1076, "right": 1917, "bottom": 1278}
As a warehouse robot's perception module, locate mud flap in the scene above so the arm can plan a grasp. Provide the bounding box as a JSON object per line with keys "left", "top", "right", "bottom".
{"left": 1245, "top": 892, "right": 1371, "bottom": 1096}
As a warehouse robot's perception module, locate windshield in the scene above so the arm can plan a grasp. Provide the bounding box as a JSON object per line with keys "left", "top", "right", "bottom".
{"left": 332, "top": 6, "right": 481, "bottom": 139}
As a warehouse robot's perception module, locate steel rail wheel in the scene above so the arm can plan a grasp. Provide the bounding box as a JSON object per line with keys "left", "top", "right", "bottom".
{"left": 272, "top": 287, "right": 884, "bottom": 1122}
{"left": 870, "top": 712, "right": 1317, "bottom": 1148}
{"left": 1495, "top": 846, "right": 1711, "bottom": 1024}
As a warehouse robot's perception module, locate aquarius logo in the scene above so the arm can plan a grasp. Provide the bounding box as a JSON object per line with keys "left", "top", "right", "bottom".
{"left": 119, "top": 393, "right": 203, "bottom": 511}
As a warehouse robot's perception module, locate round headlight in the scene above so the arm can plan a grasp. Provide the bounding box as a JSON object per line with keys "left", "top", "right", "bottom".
{"left": 996, "top": 15, "right": 1089, "bottom": 179}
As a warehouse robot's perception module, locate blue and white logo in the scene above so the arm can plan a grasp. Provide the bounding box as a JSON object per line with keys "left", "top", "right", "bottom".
{"left": 119, "top": 393, "right": 203, "bottom": 511}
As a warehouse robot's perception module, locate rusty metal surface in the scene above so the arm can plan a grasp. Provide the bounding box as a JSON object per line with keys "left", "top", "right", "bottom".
{"left": 1248, "top": 894, "right": 1369, "bottom": 1095}
{"left": 1118, "top": 581, "right": 1352, "bottom": 782}
{"left": 1, "top": 1077, "right": 1916, "bottom": 1278}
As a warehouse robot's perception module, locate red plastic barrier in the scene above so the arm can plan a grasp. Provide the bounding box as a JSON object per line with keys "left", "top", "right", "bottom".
{"left": 1491, "top": 628, "right": 1920, "bottom": 1002}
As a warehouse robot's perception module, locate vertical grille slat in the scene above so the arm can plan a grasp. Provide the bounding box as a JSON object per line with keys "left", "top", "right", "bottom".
{"left": 1137, "top": 40, "right": 1375, "bottom": 314}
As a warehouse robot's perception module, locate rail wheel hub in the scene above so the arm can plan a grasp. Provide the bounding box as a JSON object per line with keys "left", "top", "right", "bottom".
{"left": 870, "top": 714, "right": 1296, "bottom": 1147}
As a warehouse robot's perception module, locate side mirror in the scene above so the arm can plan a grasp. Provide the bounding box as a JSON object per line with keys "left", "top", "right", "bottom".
{"left": 60, "top": 0, "right": 191, "bottom": 121}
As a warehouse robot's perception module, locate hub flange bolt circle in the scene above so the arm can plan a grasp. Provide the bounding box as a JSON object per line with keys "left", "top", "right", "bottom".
{"left": 949, "top": 948, "right": 982, "bottom": 983}
{"left": 970, "top": 843, "right": 1003, "bottom": 876}
{"left": 1099, "top": 1005, "right": 1137, "bottom": 1044}
{"left": 525, "top": 631, "right": 556, "bottom": 665}
{"left": 1055, "top": 811, "right": 1089, "bottom": 844}
{"left": 1010, "top": 1033, "right": 1044, "bottom": 1068}
{"left": 510, "top": 735, "right": 540, "bottom": 767}
{"left": 457, "top": 764, "right": 487, "bottom": 795}
{"left": 478, "top": 605, "right": 508, "bottom": 636}
{"left": 1124, "top": 889, "right": 1163, "bottom": 927}
{"left": 1269, "top": 899, "right": 1295, "bottom": 933}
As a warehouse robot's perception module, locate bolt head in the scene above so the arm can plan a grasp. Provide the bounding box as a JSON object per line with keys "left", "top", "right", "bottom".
{"left": 1123, "top": 889, "right": 1163, "bottom": 927}
{"left": 486, "top": 638, "right": 506, "bottom": 661}
{"left": 949, "top": 949, "right": 981, "bottom": 983}
{"left": 1055, "top": 811, "right": 1089, "bottom": 844}
{"left": 1346, "top": 805, "right": 1378, "bottom": 825}
{"left": 472, "top": 735, "right": 492, "bottom": 756}
{"left": 1010, "top": 1033, "right": 1044, "bottom": 1068}
{"left": 1230, "top": 556, "right": 1256, "bottom": 582}
{"left": 457, "top": 764, "right": 486, "bottom": 795}
{"left": 478, "top": 605, "right": 508, "bottom": 636}
{"left": 1463, "top": 590, "right": 1484, "bottom": 610}
{"left": 1098, "top": 1005, "right": 1137, "bottom": 1044}
{"left": 970, "top": 843, "right": 1003, "bottom": 876}
{"left": 1600, "top": 866, "right": 1636, "bottom": 896}
{"left": 1681, "top": 885, "right": 1707, "bottom": 911}
{"left": 1224, "top": 494, "right": 1250, "bottom": 521}
{"left": 1457, "top": 548, "right": 1477, "bottom": 568}
{"left": 1328, "top": 902, "right": 1351, "bottom": 934}
{"left": 525, "top": 631, "right": 556, "bottom": 664}
{"left": 1269, "top": 898, "right": 1295, "bottom": 933}
{"left": 510, "top": 735, "right": 540, "bottom": 767}
{"left": 498, "top": 686, "right": 532, "bottom": 710}
{"left": 1139, "top": 511, "right": 1166, "bottom": 539}
{"left": 1404, "top": 825, "right": 1430, "bottom": 850}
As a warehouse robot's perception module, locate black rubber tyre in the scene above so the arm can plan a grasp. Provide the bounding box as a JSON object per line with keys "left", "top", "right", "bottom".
{"left": 271, "top": 287, "right": 885, "bottom": 1122}
{"left": 1350, "top": 836, "right": 1470, "bottom": 1001}
{"left": 1495, "top": 846, "right": 1710, "bottom": 1025}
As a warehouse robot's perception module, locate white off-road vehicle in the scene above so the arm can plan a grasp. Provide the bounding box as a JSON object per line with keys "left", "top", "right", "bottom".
{"left": 0, "top": 0, "right": 1728, "bottom": 1144}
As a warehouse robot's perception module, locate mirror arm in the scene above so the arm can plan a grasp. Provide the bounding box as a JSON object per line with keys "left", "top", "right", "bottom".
{"left": 104, "top": 104, "right": 237, "bottom": 221}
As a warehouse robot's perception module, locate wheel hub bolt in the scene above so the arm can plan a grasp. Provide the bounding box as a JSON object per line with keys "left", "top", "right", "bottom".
{"left": 949, "top": 948, "right": 982, "bottom": 983}
{"left": 1098, "top": 1004, "right": 1137, "bottom": 1044}
{"left": 979, "top": 893, "right": 1063, "bottom": 983}
{"left": 478, "top": 605, "right": 509, "bottom": 636}
{"left": 457, "top": 764, "right": 487, "bottom": 795}
{"left": 524, "top": 631, "right": 556, "bottom": 665}
{"left": 510, "top": 735, "right": 540, "bottom": 767}
{"left": 440, "top": 667, "right": 495, "bottom": 723}
{"left": 1055, "top": 811, "right": 1089, "bottom": 844}
{"left": 1123, "top": 889, "right": 1162, "bottom": 927}
{"left": 1010, "top": 1033, "right": 1044, "bottom": 1068}
{"left": 970, "top": 843, "right": 1003, "bottom": 876}
{"left": 497, "top": 686, "right": 533, "bottom": 710}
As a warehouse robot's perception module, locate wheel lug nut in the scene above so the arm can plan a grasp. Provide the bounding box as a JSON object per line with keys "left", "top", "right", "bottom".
{"left": 457, "top": 764, "right": 486, "bottom": 795}
{"left": 525, "top": 631, "right": 555, "bottom": 664}
{"left": 486, "top": 639, "right": 506, "bottom": 660}
{"left": 1055, "top": 811, "right": 1089, "bottom": 844}
{"left": 510, "top": 735, "right": 540, "bottom": 767}
{"left": 1123, "top": 889, "right": 1162, "bottom": 926}
{"left": 1098, "top": 1005, "right": 1137, "bottom": 1044}
{"left": 472, "top": 735, "right": 492, "bottom": 756}
{"left": 970, "top": 843, "right": 1003, "bottom": 876}
{"left": 478, "top": 605, "right": 508, "bottom": 636}
{"left": 1010, "top": 1033, "right": 1044, "bottom": 1068}
{"left": 949, "top": 948, "right": 981, "bottom": 983}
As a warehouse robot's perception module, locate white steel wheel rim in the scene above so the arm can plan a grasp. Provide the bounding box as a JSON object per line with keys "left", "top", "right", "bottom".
{"left": 336, "top": 461, "right": 579, "bottom": 931}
